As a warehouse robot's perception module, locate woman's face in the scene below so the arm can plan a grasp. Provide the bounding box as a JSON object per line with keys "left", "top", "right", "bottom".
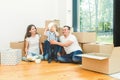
{"left": 29, "top": 26, "right": 37, "bottom": 34}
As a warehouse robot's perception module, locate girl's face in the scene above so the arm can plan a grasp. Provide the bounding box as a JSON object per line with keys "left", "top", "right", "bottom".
{"left": 29, "top": 26, "right": 37, "bottom": 35}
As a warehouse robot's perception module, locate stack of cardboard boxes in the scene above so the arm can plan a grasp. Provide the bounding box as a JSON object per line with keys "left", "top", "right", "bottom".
{"left": 72, "top": 32, "right": 120, "bottom": 74}
{"left": 10, "top": 41, "right": 25, "bottom": 56}
{"left": 9, "top": 20, "right": 120, "bottom": 74}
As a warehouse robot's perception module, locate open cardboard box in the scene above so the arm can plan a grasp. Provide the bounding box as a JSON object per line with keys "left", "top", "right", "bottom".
{"left": 77, "top": 47, "right": 120, "bottom": 74}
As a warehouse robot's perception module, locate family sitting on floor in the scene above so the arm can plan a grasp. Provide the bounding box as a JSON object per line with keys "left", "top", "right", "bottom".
{"left": 22, "top": 23, "right": 82, "bottom": 64}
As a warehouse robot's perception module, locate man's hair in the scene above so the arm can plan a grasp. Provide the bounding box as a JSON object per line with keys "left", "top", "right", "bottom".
{"left": 63, "top": 25, "right": 71, "bottom": 30}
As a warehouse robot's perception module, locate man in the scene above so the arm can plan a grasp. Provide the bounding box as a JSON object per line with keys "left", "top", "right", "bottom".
{"left": 50, "top": 26, "right": 82, "bottom": 63}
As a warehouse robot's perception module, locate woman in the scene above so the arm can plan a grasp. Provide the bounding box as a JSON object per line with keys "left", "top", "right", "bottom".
{"left": 24, "top": 24, "right": 43, "bottom": 62}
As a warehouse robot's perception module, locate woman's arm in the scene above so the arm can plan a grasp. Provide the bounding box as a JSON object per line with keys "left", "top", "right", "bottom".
{"left": 40, "top": 42, "right": 43, "bottom": 55}
{"left": 25, "top": 40, "right": 29, "bottom": 56}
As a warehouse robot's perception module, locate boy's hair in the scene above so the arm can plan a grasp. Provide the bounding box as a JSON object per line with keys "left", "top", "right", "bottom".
{"left": 48, "top": 22, "right": 58, "bottom": 31}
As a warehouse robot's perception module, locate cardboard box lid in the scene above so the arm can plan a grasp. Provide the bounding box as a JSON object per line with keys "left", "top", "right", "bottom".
{"left": 76, "top": 53, "right": 109, "bottom": 60}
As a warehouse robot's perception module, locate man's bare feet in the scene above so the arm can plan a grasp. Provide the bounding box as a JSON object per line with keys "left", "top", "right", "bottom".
{"left": 57, "top": 53, "right": 61, "bottom": 56}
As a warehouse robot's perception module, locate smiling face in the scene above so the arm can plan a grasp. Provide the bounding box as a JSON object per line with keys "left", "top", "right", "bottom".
{"left": 29, "top": 26, "right": 37, "bottom": 35}
{"left": 62, "top": 26, "right": 70, "bottom": 36}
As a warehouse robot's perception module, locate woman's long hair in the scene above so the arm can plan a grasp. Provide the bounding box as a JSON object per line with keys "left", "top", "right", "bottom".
{"left": 24, "top": 24, "right": 37, "bottom": 54}
{"left": 24, "top": 24, "right": 37, "bottom": 40}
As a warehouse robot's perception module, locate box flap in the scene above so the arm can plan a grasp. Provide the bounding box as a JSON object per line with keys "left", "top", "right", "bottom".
{"left": 76, "top": 54, "right": 109, "bottom": 60}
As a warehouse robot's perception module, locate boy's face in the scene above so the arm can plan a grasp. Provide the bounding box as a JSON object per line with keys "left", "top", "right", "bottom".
{"left": 50, "top": 26, "right": 56, "bottom": 32}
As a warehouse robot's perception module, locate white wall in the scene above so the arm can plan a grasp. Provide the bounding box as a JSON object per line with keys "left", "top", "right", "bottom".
{"left": 0, "top": 0, "right": 72, "bottom": 49}
{"left": 57, "top": 0, "right": 72, "bottom": 27}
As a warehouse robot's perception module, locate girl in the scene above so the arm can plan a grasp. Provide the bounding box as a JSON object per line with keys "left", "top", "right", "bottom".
{"left": 24, "top": 24, "right": 43, "bottom": 62}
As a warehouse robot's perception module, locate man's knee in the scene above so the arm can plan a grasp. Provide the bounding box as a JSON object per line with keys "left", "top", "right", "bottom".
{"left": 57, "top": 56, "right": 63, "bottom": 61}
{"left": 72, "top": 57, "right": 82, "bottom": 63}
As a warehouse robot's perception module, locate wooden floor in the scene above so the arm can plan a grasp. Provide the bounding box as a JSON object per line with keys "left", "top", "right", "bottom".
{"left": 0, "top": 61, "right": 116, "bottom": 80}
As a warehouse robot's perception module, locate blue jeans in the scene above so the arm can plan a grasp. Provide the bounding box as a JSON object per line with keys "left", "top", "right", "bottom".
{"left": 28, "top": 52, "right": 43, "bottom": 59}
{"left": 57, "top": 50, "right": 82, "bottom": 63}
{"left": 43, "top": 40, "right": 62, "bottom": 60}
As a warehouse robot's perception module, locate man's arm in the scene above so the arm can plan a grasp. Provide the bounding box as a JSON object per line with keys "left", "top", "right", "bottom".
{"left": 50, "top": 40, "right": 73, "bottom": 47}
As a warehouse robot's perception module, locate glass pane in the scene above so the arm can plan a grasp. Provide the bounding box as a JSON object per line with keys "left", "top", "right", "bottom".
{"left": 78, "top": 0, "right": 113, "bottom": 43}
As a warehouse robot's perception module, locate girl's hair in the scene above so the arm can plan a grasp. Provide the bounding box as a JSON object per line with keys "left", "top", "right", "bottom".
{"left": 24, "top": 24, "right": 37, "bottom": 39}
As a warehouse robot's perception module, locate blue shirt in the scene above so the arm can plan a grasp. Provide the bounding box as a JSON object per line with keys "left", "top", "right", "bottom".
{"left": 45, "top": 31, "right": 58, "bottom": 41}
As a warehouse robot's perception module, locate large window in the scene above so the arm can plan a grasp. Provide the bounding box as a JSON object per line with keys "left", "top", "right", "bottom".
{"left": 77, "top": 0, "right": 113, "bottom": 43}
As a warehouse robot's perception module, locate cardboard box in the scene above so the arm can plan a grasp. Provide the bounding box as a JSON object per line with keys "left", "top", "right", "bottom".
{"left": 37, "top": 28, "right": 47, "bottom": 43}
{"left": 77, "top": 47, "right": 120, "bottom": 74}
{"left": 37, "top": 28, "right": 45, "bottom": 35}
{"left": 45, "top": 19, "right": 60, "bottom": 28}
{"left": 40, "top": 35, "right": 47, "bottom": 43}
{"left": 83, "top": 43, "right": 113, "bottom": 54}
{"left": 78, "top": 42, "right": 83, "bottom": 50}
{"left": 72, "top": 32, "right": 96, "bottom": 43}
{"left": 57, "top": 27, "right": 63, "bottom": 36}
{"left": 10, "top": 41, "right": 25, "bottom": 56}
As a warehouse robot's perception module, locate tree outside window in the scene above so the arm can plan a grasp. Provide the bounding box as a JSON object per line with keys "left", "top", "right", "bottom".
{"left": 78, "top": 0, "right": 113, "bottom": 43}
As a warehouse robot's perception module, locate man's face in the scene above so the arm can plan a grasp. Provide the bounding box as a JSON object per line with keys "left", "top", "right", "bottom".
{"left": 62, "top": 27, "right": 70, "bottom": 35}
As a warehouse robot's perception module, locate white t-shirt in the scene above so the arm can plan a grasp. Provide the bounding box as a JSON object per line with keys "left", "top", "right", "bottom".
{"left": 60, "top": 34, "right": 82, "bottom": 54}
{"left": 26, "top": 34, "right": 40, "bottom": 55}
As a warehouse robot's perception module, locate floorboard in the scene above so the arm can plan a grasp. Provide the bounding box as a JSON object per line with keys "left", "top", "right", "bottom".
{"left": 0, "top": 61, "right": 116, "bottom": 80}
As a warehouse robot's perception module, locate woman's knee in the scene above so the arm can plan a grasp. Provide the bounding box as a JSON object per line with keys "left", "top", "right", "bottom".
{"left": 44, "top": 54, "right": 48, "bottom": 60}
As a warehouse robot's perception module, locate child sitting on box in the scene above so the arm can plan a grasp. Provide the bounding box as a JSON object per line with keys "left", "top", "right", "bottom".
{"left": 43, "top": 22, "right": 61, "bottom": 63}
{"left": 22, "top": 24, "right": 43, "bottom": 63}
